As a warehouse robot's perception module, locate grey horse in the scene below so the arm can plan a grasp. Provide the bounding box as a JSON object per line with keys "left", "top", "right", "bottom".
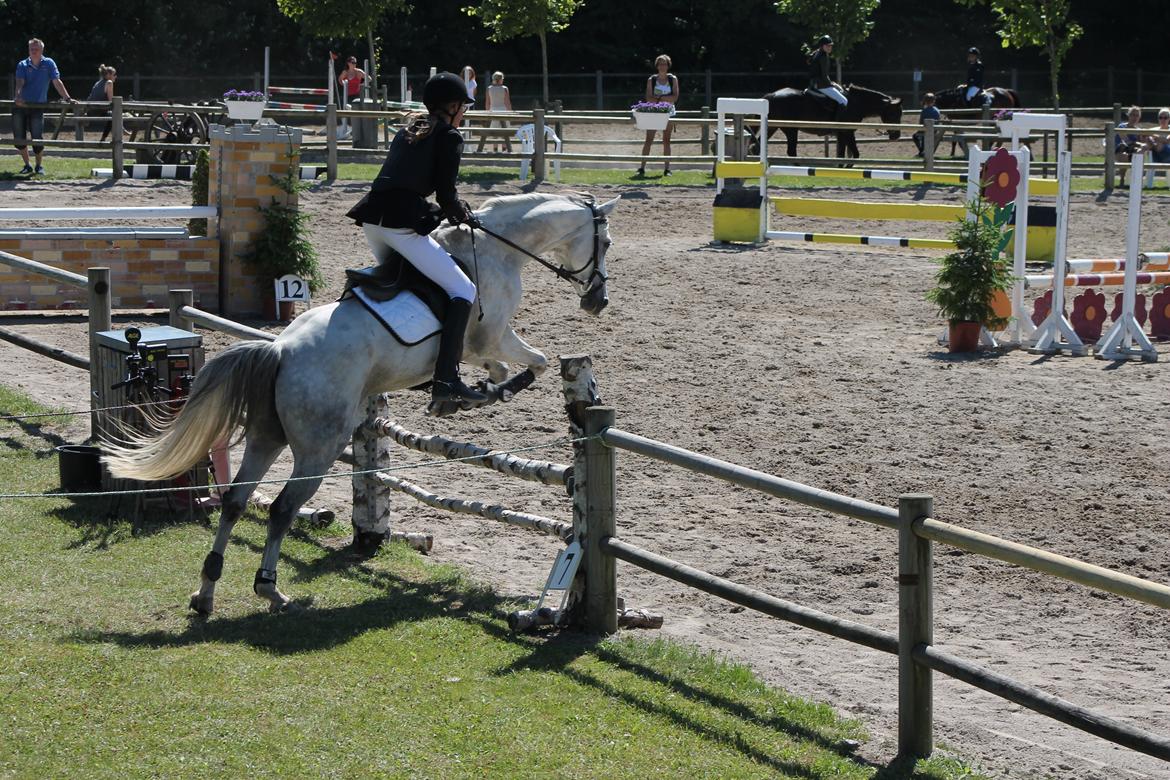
{"left": 103, "top": 192, "right": 619, "bottom": 615}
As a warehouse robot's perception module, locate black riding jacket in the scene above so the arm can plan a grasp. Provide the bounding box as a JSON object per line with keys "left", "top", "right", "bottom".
{"left": 966, "top": 61, "right": 984, "bottom": 89}
{"left": 809, "top": 49, "right": 832, "bottom": 89}
{"left": 347, "top": 119, "right": 466, "bottom": 233}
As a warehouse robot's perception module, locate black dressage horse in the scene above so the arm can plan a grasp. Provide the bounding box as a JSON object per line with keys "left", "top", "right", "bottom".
{"left": 760, "top": 84, "right": 903, "bottom": 159}
{"left": 932, "top": 86, "right": 1023, "bottom": 111}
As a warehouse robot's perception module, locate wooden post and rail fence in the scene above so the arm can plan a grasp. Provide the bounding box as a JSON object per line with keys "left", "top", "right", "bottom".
{"left": 6, "top": 98, "right": 1169, "bottom": 184}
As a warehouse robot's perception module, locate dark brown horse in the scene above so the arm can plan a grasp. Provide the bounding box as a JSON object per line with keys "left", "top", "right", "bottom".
{"left": 932, "top": 86, "right": 1023, "bottom": 110}
{"left": 760, "top": 84, "right": 903, "bottom": 159}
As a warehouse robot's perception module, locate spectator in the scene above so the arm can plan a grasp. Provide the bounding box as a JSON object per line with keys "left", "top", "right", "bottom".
{"left": 913, "top": 93, "right": 941, "bottom": 157}
{"left": 338, "top": 56, "right": 367, "bottom": 105}
{"left": 637, "top": 54, "right": 679, "bottom": 177}
{"left": 461, "top": 66, "right": 477, "bottom": 104}
{"left": 1114, "top": 105, "right": 1143, "bottom": 186}
{"left": 13, "top": 37, "right": 74, "bottom": 175}
{"left": 477, "top": 71, "right": 512, "bottom": 153}
{"left": 85, "top": 64, "right": 117, "bottom": 142}
{"left": 1144, "top": 108, "right": 1170, "bottom": 165}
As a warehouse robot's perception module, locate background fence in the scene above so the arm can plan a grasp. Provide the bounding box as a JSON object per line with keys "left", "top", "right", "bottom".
{"left": 9, "top": 67, "right": 1170, "bottom": 111}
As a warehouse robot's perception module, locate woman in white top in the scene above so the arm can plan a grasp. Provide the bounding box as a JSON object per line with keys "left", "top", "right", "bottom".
{"left": 638, "top": 54, "right": 679, "bottom": 177}
{"left": 462, "top": 66, "right": 478, "bottom": 103}
{"left": 479, "top": 71, "right": 513, "bottom": 152}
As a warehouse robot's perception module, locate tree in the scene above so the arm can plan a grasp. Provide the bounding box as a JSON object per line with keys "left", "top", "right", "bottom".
{"left": 464, "top": 0, "right": 585, "bottom": 106}
{"left": 276, "top": 0, "right": 410, "bottom": 96}
{"left": 956, "top": 0, "right": 1082, "bottom": 108}
{"left": 774, "top": 0, "right": 881, "bottom": 83}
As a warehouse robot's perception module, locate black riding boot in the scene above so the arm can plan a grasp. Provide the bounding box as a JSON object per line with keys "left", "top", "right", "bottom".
{"left": 431, "top": 298, "right": 488, "bottom": 406}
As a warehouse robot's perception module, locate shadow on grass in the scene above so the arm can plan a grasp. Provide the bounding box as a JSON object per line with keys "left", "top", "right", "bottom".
{"left": 75, "top": 549, "right": 506, "bottom": 655}
{"left": 475, "top": 617, "right": 879, "bottom": 778}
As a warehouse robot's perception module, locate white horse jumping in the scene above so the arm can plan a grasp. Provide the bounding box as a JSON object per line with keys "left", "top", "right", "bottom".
{"left": 103, "top": 192, "right": 618, "bottom": 615}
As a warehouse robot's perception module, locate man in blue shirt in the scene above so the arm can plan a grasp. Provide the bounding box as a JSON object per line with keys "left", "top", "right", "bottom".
{"left": 14, "top": 38, "right": 74, "bottom": 175}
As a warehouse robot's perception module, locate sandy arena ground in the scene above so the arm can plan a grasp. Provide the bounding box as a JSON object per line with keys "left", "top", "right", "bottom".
{"left": 1, "top": 166, "right": 1169, "bottom": 779}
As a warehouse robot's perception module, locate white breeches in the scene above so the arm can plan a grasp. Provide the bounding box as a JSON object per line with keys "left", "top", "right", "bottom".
{"left": 965, "top": 86, "right": 981, "bottom": 101}
{"left": 816, "top": 86, "right": 848, "bottom": 106}
{"left": 362, "top": 224, "right": 476, "bottom": 302}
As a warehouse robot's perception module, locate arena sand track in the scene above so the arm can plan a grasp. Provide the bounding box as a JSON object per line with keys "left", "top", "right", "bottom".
{"left": 2, "top": 177, "right": 1169, "bottom": 779}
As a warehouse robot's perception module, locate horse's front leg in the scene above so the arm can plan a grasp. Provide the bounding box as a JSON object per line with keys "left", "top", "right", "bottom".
{"left": 481, "top": 359, "right": 510, "bottom": 384}
{"left": 469, "top": 328, "right": 549, "bottom": 406}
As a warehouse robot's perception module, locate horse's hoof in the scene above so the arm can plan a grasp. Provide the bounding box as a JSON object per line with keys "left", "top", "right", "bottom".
{"left": 269, "top": 599, "right": 298, "bottom": 614}
{"left": 189, "top": 591, "right": 213, "bottom": 616}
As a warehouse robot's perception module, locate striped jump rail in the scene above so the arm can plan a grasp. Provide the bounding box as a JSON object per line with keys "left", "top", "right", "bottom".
{"left": 1065, "top": 257, "right": 1170, "bottom": 273}
{"left": 1025, "top": 271, "right": 1170, "bottom": 289}
{"left": 266, "top": 101, "right": 328, "bottom": 112}
{"left": 765, "top": 231, "right": 955, "bottom": 249}
{"left": 267, "top": 87, "right": 330, "bottom": 96}
{"left": 771, "top": 197, "right": 965, "bottom": 222}
{"left": 89, "top": 164, "right": 326, "bottom": 181}
{"left": 757, "top": 163, "right": 1060, "bottom": 197}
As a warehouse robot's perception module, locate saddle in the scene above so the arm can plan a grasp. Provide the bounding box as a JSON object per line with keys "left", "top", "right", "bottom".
{"left": 342, "top": 250, "right": 471, "bottom": 324}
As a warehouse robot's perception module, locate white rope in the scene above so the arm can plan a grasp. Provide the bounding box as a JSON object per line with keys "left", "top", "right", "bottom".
{"left": 0, "top": 434, "right": 594, "bottom": 500}
{"left": 0, "top": 397, "right": 179, "bottom": 422}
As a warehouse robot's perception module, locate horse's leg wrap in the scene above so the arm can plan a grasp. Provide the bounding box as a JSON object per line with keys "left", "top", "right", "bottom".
{"left": 202, "top": 551, "right": 224, "bottom": 582}
{"left": 253, "top": 568, "right": 278, "bottom": 594}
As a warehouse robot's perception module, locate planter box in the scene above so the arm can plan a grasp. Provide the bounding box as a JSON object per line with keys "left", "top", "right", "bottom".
{"left": 633, "top": 111, "right": 671, "bottom": 131}
{"left": 224, "top": 100, "right": 265, "bottom": 121}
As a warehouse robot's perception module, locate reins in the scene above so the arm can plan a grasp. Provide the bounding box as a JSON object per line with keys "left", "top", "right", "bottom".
{"left": 464, "top": 196, "right": 609, "bottom": 294}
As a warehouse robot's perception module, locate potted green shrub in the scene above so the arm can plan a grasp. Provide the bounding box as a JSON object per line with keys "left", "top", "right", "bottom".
{"left": 928, "top": 197, "right": 1016, "bottom": 352}
{"left": 246, "top": 154, "right": 324, "bottom": 320}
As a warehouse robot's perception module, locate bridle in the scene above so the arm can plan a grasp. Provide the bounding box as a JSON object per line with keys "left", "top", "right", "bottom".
{"left": 470, "top": 196, "right": 609, "bottom": 297}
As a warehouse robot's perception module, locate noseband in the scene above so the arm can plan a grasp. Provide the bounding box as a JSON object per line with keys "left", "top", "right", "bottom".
{"left": 472, "top": 196, "right": 609, "bottom": 297}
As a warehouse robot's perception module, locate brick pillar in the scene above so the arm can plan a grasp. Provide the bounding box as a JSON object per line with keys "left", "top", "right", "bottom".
{"left": 209, "top": 123, "right": 303, "bottom": 316}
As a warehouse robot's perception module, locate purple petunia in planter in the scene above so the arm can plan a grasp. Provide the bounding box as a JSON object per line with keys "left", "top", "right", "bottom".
{"left": 222, "top": 89, "right": 267, "bottom": 121}
{"left": 631, "top": 101, "right": 674, "bottom": 130}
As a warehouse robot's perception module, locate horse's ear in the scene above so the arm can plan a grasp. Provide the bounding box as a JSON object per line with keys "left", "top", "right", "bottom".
{"left": 598, "top": 196, "right": 621, "bottom": 215}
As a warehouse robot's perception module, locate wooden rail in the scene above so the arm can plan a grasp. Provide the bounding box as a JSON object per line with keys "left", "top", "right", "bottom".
{"left": 580, "top": 398, "right": 1170, "bottom": 763}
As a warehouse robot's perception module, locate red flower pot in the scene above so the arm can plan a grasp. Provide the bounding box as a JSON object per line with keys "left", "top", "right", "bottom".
{"left": 948, "top": 320, "right": 982, "bottom": 353}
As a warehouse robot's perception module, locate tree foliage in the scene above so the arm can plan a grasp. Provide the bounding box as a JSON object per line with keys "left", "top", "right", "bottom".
{"left": 774, "top": 0, "right": 881, "bottom": 81}
{"left": 276, "top": 0, "right": 408, "bottom": 39}
{"left": 955, "top": 0, "right": 1082, "bottom": 108}
{"left": 464, "top": 0, "right": 585, "bottom": 104}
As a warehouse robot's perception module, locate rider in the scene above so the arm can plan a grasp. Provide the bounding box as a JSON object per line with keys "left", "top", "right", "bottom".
{"left": 346, "top": 71, "right": 488, "bottom": 407}
{"left": 965, "top": 47, "right": 987, "bottom": 107}
{"left": 808, "top": 35, "right": 847, "bottom": 119}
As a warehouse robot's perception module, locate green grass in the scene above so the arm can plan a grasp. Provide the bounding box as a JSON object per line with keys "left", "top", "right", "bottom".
{"left": 5, "top": 155, "right": 1167, "bottom": 196}
{"left": 0, "top": 387, "right": 984, "bottom": 779}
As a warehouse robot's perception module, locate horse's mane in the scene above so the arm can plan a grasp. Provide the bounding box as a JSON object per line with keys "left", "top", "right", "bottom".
{"left": 477, "top": 191, "right": 594, "bottom": 222}
{"left": 844, "top": 84, "right": 897, "bottom": 101}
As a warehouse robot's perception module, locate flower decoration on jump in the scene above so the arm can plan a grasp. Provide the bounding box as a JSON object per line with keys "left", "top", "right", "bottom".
{"left": 993, "top": 109, "right": 1015, "bottom": 121}
{"left": 981, "top": 147, "right": 1020, "bottom": 208}
{"left": 222, "top": 89, "right": 266, "bottom": 103}
{"left": 630, "top": 101, "right": 673, "bottom": 113}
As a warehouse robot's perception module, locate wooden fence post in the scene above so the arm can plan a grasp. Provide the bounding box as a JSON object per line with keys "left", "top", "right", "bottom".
{"left": 1104, "top": 123, "right": 1116, "bottom": 190}
{"left": 533, "top": 109, "right": 546, "bottom": 183}
{"left": 73, "top": 102, "right": 84, "bottom": 142}
{"left": 923, "top": 118, "right": 935, "bottom": 171}
{"left": 326, "top": 103, "right": 338, "bottom": 181}
{"left": 584, "top": 405, "right": 618, "bottom": 635}
{"left": 595, "top": 70, "right": 604, "bottom": 110}
{"left": 169, "top": 289, "right": 194, "bottom": 331}
{"left": 700, "top": 106, "right": 710, "bottom": 156}
{"left": 87, "top": 267, "right": 111, "bottom": 440}
{"left": 111, "top": 96, "right": 124, "bottom": 180}
{"left": 898, "top": 493, "right": 934, "bottom": 759}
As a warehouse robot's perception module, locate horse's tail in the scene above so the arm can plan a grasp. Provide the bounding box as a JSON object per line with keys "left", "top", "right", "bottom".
{"left": 103, "top": 340, "right": 282, "bottom": 482}
{"left": 1006, "top": 88, "right": 1023, "bottom": 108}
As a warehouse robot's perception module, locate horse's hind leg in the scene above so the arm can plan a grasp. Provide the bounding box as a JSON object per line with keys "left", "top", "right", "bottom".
{"left": 253, "top": 461, "right": 331, "bottom": 611}
{"left": 190, "top": 435, "right": 283, "bottom": 616}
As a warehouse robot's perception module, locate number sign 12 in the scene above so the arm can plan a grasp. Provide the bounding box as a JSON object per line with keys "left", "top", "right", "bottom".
{"left": 274, "top": 274, "right": 310, "bottom": 303}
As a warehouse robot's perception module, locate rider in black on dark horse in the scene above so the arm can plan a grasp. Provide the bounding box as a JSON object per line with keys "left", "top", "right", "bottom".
{"left": 808, "top": 35, "right": 848, "bottom": 120}
{"left": 965, "top": 47, "right": 987, "bottom": 107}
{"left": 346, "top": 71, "right": 488, "bottom": 407}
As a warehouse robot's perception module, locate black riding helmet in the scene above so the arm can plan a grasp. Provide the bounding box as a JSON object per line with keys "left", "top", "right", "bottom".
{"left": 817, "top": 35, "right": 834, "bottom": 46}
{"left": 968, "top": 47, "right": 980, "bottom": 56}
{"left": 423, "top": 71, "right": 474, "bottom": 114}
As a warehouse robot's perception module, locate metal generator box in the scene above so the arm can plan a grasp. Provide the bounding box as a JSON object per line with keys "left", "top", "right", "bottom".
{"left": 93, "top": 326, "right": 205, "bottom": 496}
